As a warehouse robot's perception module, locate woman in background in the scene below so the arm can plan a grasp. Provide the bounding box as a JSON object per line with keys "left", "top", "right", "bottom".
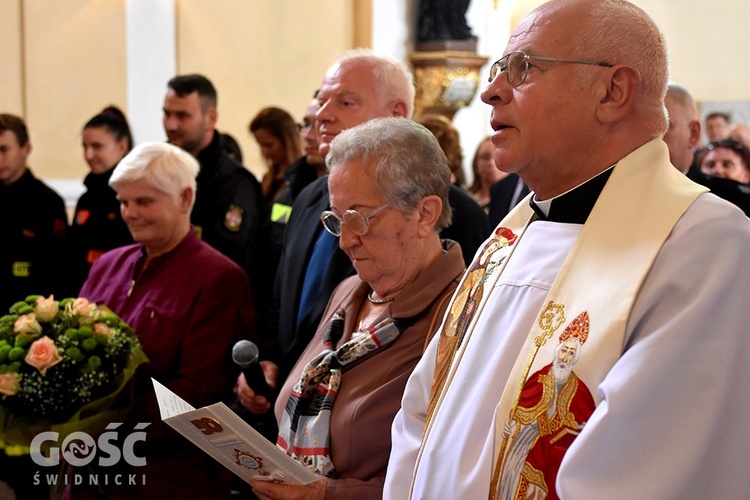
{"left": 249, "top": 106, "right": 310, "bottom": 315}
{"left": 469, "top": 136, "right": 508, "bottom": 212}
{"left": 692, "top": 138, "right": 750, "bottom": 216}
{"left": 70, "top": 106, "right": 134, "bottom": 289}
{"left": 417, "top": 113, "right": 466, "bottom": 189}
{"left": 700, "top": 138, "right": 750, "bottom": 184}
{"left": 249, "top": 106, "right": 303, "bottom": 205}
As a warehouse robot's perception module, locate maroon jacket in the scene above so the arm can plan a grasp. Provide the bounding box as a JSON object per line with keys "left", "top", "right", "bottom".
{"left": 80, "top": 229, "right": 256, "bottom": 498}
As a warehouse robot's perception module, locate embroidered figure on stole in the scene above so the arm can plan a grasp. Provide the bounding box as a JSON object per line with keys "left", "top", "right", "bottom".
{"left": 425, "top": 227, "right": 519, "bottom": 423}
{"left": 445, "top": 227, "right": 517, "bottom": 345}
{"left": 499, "top": 311, "right": 595, "bottom": 500}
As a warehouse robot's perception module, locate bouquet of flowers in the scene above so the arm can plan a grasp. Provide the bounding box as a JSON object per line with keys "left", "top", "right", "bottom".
{"left": 0, "top": 295, "right": 148, "bottom": 453}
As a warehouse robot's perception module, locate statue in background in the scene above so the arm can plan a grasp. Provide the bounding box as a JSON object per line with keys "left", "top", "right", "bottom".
{"left": 417, "top": 0, "right": 476, "bottom": 42}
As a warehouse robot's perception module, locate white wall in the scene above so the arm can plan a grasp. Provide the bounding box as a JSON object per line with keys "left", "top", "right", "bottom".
{"left": 371, "top": 0, "right": 750, "bottom": 183}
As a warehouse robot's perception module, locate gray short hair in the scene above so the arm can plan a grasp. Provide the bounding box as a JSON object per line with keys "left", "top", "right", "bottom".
{"left": 326, "top": 117, "right": 452, "bottom": 230}
{"left": 575, "top": 0, "right": 668, "bottom": 136}
{"left": 110, "top": 142, "right": 199, "bottom": 209}
{"left": 666, "top": 83, "right": 698, "bottom": 117}
{"left": 336, "top": 49, "right": 415, "bottom": 119}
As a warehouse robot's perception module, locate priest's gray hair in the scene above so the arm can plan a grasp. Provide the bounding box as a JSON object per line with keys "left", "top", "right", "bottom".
{"left": 326, "top": 117, "right": 452, "bottom": 230}
{"left": 575, "top": 0, "right": 668, "bottom": 137}
{"left": 110, "top": 142, "right": 199, "bottom": 209}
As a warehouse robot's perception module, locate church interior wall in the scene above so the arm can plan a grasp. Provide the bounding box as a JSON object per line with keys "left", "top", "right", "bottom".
{"left": 1, "top": 0, "right": 746, "bottom": 205}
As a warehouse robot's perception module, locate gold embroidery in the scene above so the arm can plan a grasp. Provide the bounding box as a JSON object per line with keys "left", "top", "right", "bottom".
{"left": 535, "top": 301, "right": 566, "bottom": 346}
{"left": 493, "top": 310, "right": 592, "bottom": 499}
{"left": 518, "top": 462, "right": 548, "bottom": 498}
{"left": 559, "top": 311, "right": 589, "bottom": 345}
{"left": 549, "top": 427, "right": 580, "bottom": 446}
{"left": 425, "top": 229, "right": 519, "bottom": 429}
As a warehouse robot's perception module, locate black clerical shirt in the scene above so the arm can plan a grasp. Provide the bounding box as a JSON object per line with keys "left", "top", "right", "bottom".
{"left": 530, "top": 167, "right": 614, "bottom": 224}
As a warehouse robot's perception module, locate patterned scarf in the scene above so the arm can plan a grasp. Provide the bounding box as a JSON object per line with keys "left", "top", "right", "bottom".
{"left": 277, "top": 309, "right": 407, "bottom": 476}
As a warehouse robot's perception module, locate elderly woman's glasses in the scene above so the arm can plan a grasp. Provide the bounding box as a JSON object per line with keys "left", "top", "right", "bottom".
{"left": 488, "top": 51, "right": 614, "bottom": 87}
{"left": 320, "top": 203, "right": 392, "bottom": 237}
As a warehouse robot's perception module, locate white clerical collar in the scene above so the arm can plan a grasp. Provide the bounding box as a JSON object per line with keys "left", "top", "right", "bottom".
{"left": 532, "top": 196, "right": 553, "bottom": 218}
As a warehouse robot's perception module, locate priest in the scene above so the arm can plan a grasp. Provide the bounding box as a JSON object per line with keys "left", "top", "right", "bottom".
{"left": 385, "top": 0, "right": 750, "bottom": 498}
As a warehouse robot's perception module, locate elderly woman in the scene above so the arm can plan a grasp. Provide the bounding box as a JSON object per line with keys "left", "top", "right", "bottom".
{"left": 79, "top": 142, "right": 256, "bottom": 499}
{"left": 244, "top": 118, "right": 465, "bottom": 499}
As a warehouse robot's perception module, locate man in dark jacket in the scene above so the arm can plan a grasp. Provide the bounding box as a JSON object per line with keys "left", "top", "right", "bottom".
{"left": 0, "top": 113, "right": 68, "bottom": 499}
{"left": 163, "top": 74, "right": 263, "bottom": 289}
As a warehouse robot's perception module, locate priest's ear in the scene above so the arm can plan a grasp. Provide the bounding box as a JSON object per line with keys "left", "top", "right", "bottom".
{"left": 594, "top": 64, "right": 640, "bottom": 124}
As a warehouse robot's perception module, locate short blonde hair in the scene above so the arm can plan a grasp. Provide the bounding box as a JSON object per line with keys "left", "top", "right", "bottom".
{"left": 110, "top": 142, "right": 199, "bottom": 209}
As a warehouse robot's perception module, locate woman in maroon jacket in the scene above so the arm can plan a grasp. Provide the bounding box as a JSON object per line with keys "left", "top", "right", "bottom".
{"left": 80, "top": 142, "right": 256, "bottom": 499}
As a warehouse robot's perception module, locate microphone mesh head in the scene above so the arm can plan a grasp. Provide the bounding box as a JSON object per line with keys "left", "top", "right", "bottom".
{"left": 232, "top": 339, "right": 260, "bottom": 367}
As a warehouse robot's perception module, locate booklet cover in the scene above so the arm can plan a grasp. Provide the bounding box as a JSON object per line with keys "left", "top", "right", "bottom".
{"left": 152, "top": 378, "right": 318, "bottom": 485}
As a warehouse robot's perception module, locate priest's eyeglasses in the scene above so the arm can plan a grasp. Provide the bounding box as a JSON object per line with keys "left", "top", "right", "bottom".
{"left": 488, "top": 51, "right": 614, "bottom": 87}
{"left": 320, "top": 203, "right": 391, "bottom": 237}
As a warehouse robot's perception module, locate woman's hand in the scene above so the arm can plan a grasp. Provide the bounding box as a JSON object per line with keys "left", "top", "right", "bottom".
{"left": 233, "top": 360, "right": 279, "bottom": 414}
{"left": 249, "top": 476, "right": 327, "bottom": 500}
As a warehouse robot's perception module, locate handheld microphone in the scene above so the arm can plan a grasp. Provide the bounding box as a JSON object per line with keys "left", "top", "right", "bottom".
{"left": 232, "top": 340, "right": 274, "bottom": 401}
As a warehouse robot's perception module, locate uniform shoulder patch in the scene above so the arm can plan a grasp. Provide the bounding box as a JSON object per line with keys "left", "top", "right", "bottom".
{"left": 224, "top": 205, "right": 243, "bottom": 232}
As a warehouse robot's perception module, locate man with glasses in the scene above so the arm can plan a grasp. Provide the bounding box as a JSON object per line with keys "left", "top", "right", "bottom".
{"left": 261, "top": 96, "right": 324, "bottom": 283}
{"left": 386, "top": 0, "right": 750, "bottom": 498}
{"left": 236, "top": 50, "right": 490, "bottom": 416}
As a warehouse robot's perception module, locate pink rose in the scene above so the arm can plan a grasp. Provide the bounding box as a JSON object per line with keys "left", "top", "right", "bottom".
{"left": 25, "top": 336, "right": 63, "bottom": 375}
{"left": 14, "top": 313, "right": 42, "bottom": 336}
{"left": 34, "top": 295, "right": 59, "bottom": 322}
{"left": 0, "top": 373, "right": 22, "bottom": 396}
{"left": 94, "top": 322, "right": 116, "bottom": 339}
{"left": 67, "top": 298, "right": 100, "bottom": 325}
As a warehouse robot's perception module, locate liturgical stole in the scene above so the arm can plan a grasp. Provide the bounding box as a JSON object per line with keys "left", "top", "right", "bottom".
{"left": 412, "top": 139, "right": 707, "bottom": 500}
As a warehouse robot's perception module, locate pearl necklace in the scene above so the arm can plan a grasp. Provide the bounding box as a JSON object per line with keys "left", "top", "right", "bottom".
{"left": 367, "top": 290, "right": 396, "bottom": 304}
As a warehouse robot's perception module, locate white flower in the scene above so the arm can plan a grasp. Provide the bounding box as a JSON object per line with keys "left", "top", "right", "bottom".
{"left": 33, "top": 295, "right": 59, "bottom": 322}
{"left": 14, "top": 313, "right": 42, "bottom": 336}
